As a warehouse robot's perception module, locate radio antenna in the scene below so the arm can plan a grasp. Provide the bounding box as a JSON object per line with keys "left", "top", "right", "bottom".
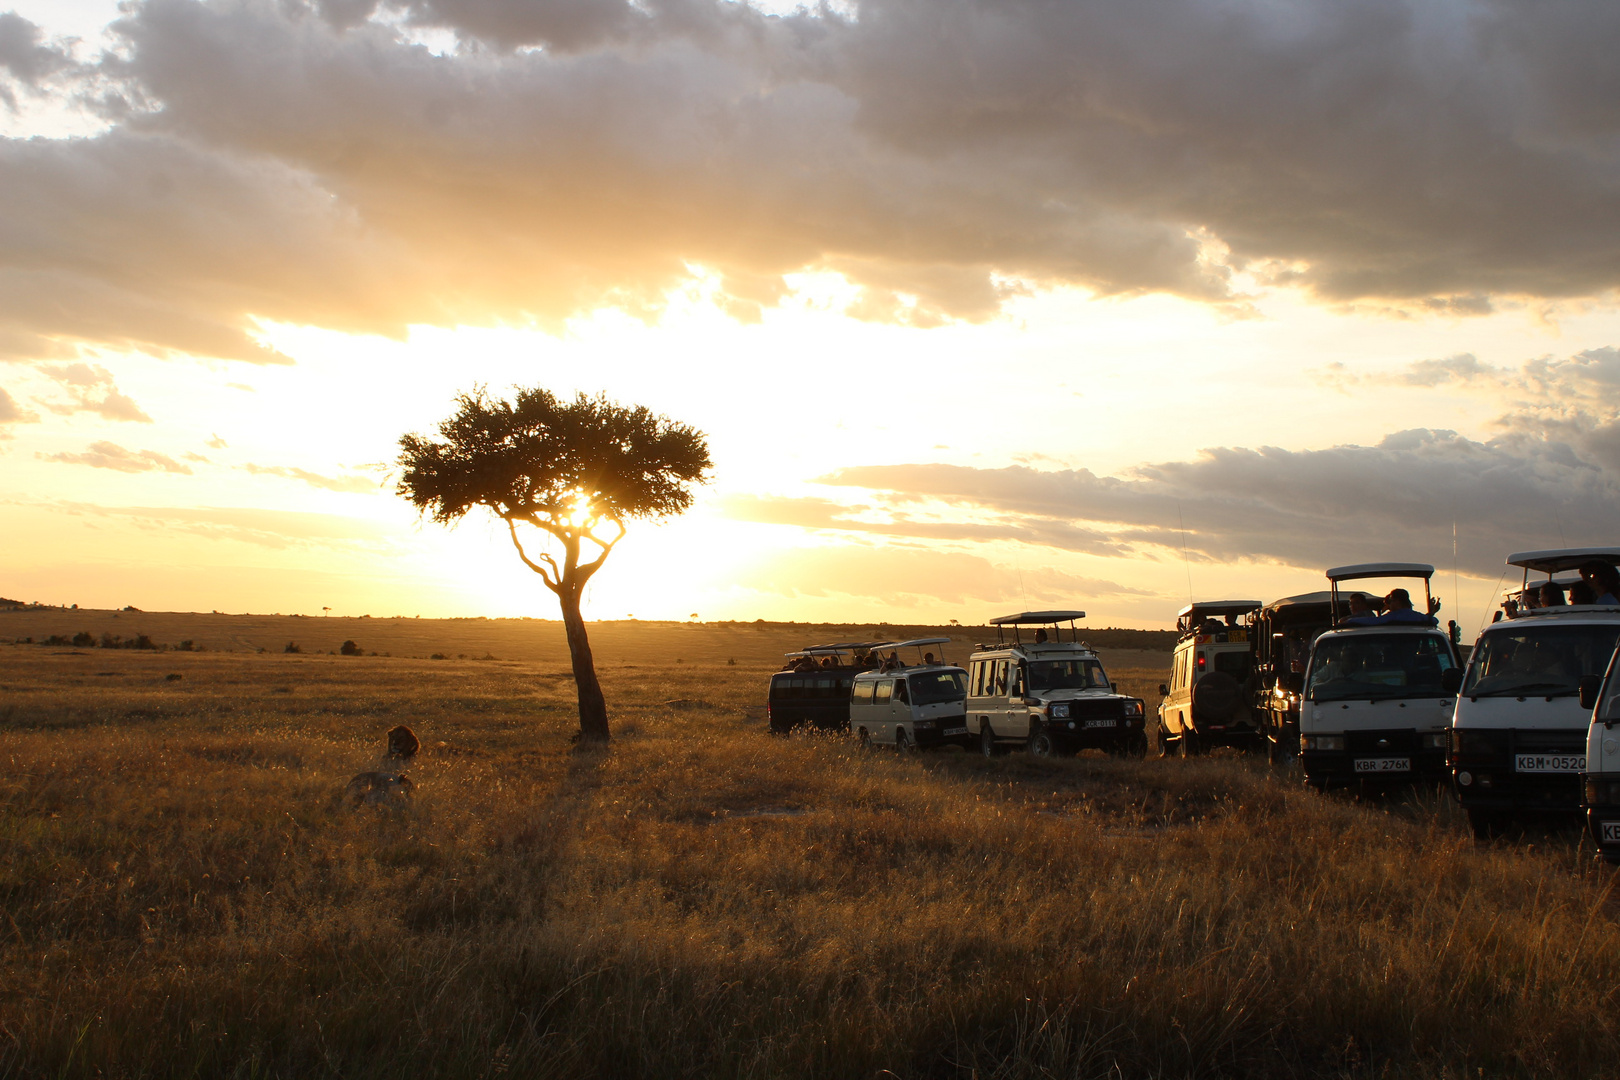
{"left": 1176, "top": 500, "right": 1194, "bottom": 607}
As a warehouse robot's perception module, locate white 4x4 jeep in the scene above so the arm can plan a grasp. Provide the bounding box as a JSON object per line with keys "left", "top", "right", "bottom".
{"left": 966, "top": 610, "right": 1148, "bottom": 758}
{"left": 1158, "top": 600, "right": 1261, "bottom": 756}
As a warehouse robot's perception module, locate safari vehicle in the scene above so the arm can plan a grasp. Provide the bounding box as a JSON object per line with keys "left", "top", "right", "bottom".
{"left": 849, "top": 638, "right": 970, "bottom": 751}
{"left": 1298, "top": 564, "right": 1462, "bottom": 789}
{"left": 1581, "top": 642, "right": 1620, "bottom": 863}
{"left": 967, "top": 610, "right": 1148, "bottom": 758}
{"left": 1453, "top": 549, "right": 1620, "bottom": 837}
{"left": 1247, "top": 590, "right": 1377, "bottom": 763}
{"left": 1157, "top": 601, "right": 1261, "bottom": 756}
{"left": 767, "top": 641, "right": 890, "bottom": 734}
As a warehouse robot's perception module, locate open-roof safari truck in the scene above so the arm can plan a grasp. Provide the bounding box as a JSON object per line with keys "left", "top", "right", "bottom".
{"left": 849, "top": 637, "right": 971, "bottom": 751}
{"left": 967, "top": 610, "right": 1148, "bottom": 758}
{"left": 1453, "top": 548, "right": 1620, "bottom": 838}
{"left": 767, "top": 641, "right": 892, "bottom": 735}
{"left": 1157, "top": 600, "right": 1261, "bottom": 756}
{"left": 1298, "top": 563, "right": 1463, "bottom": 790}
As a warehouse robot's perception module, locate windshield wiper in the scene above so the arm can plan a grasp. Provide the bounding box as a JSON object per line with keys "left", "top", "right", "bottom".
{"left": 1469, "top": 682, "right": 1575, "bottom": 698}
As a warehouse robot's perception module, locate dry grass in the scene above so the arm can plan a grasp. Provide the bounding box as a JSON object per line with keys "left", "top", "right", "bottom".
{"left": 2, "top": 626, "right": 1619, "bottom": 1079}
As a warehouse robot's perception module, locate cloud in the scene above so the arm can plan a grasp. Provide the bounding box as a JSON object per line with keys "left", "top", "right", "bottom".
{"left": 241, "top": 462, "right": 376, "bottom": 493}
{"left": 3, "top": 0, "right": 1620, "bottom": 358}
{"left": 0, "top": 12, "right": 77, "bottom": 108}
{"left": 812, "top": 421, "right": 1620, "bottom": 580}
{"left": 206, "top": 433, "right": 228, "bottom": 448}
{"left": 27, "top": 498, "right": 394, "bottom": 548}
{"left": 735, "top": 542, "right": 1151, "bottom": 607}
{"left": 0, "top": 385, "right": 36, "bottom": 423}
{"left": 37, "top": 363, "right": 153, "bottom": 422}
{"left": 39, "top": 440, "right": 194, "bottom": 474}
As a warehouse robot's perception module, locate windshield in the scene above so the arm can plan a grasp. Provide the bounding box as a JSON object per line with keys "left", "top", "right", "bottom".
{"left": 1027, "top": 659, "right": 1111, "bottom": 693}
{"left": 1464, "top": 623, "right": 1620, "bottom": 698}
{"left": 908, "top": 670, "right": 967, "bottom": 705}
{"left": 1307, "top": 633, "right": 1456, "bottom": 702}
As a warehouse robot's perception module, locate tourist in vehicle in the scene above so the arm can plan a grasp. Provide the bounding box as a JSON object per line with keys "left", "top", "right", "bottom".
{"left": 1538, "top": 582, "right": 1567, "bottom": 607}
{"left": 1033, "top": 629, "right": 1048, "bottom": 644}
{"left": 1348, "top": 588, "right": 1436, "bottom": 626}
{"left": 1346, "top": 593, "right": 1374, "bottom": 620}
{"left": 1570, "top": 581, "right": 1598, "bottom": 605}
{"left": 1580, "top": 561, "right": 1620, "bottom": 604}
{"left": 923, "top": 652, "right": 936, "bottom": 665}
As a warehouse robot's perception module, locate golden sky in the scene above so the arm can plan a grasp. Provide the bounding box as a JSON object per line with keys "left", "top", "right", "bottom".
{"left": 3, "top": 0, "right": 1620, "bottom": 630}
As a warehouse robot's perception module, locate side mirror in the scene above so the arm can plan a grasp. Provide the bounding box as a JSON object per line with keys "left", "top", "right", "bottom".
{"left": 1441, "top": 667, "right": 1464, "bottom": 695}
{"left": 1158, "top": 683, "right": 1169, "bottom": 697}
{"left": 1581, "top": 675, "right": 1603, "bottom": 711}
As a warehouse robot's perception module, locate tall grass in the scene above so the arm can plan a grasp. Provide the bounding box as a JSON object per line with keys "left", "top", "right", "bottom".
{"left": 2, "top": 642, "right": 1618, "bottom": 1079}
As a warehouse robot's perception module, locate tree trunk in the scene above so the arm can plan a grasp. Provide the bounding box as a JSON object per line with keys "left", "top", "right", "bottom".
{"left": 558, "top": 582, "right": 610, "bottom": 742}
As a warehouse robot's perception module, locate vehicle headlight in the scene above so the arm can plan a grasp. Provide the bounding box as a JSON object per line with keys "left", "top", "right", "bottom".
{"left": 1123, "top": 700, "right": 1144, "bottom": 717}
{"left": 1049, "top": 703, "right": 1070, "bottom": 719}
{"left": 1421, "top": 731, "right": 1447, "bottom": 749}
{"left": 1303, "top": 735, "right": 1345, "bottom": 752}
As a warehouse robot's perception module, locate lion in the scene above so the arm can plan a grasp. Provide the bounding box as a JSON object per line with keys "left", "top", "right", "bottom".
{"left": 386, "top": 725, "right": 421, "bottom": 761}
{"left": 342, "top": 771, "right": 413, "bottom": 808}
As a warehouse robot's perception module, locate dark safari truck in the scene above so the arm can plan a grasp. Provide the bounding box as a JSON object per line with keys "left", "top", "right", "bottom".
{"left": 1247, "top": 589, "right": 1378, "bottom": 763}
{"left": 767, "top": 641, "right": 891, "bottom": 734}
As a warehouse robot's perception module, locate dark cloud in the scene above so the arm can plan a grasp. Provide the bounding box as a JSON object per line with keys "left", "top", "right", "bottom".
{"left": 4, "top": 0, "right": 1620, "bottom": 358}
{"left": 2, "top": 0, "right": 1620, "bottom": 358}
{"left": 813, "top": 422, "right": 1620, "bottom": 580}
{"left": 39, "top": 440, "right": 194, "bottom": 473}
{"left": 0, "top": 12, "right": 76, "bottom": 107}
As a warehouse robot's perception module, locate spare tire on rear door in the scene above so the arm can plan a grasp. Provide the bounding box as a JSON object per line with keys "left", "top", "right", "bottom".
{"left": 1191, "top": 670, "right": 1240, "bottom": 722}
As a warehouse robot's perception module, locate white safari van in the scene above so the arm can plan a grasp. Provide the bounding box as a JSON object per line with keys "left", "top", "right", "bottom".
{"left": 849, "top": 638, "right": 970, "bottom": 751}
{"left": 966, "top": 611, "right": 1148, "bottom": 758}
{"left": 1453, "top": 549, "right": 1620, "bottom": 837}
{"left": 1158, "top": 600, "right": 1262, "bottom": 756}
{"left": 1298, "top": 564, "right": 1463, "bottom": 789}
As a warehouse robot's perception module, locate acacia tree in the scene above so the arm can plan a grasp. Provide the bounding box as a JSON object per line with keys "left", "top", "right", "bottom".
{"left": 396, "top": 387, "right": 711, "bottom": 742}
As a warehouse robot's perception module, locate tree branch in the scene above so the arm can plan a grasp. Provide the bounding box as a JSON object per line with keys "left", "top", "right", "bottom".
{"left": 506, "top": 518, "right": 561, "bottom": 592}
{"left": 577, "top": 517, "right": 627, "bottom": 582}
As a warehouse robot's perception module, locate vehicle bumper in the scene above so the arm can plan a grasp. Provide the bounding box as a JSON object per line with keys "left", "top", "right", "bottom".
{"left": 1049, "top": 717, "right": 1146, "bottom": 749}
{"left": 912, "top": 719, "right": 970, "bottom": 748}
{"left": 1301, "top": 747, "right": 1447, "bottom": 786}
{"left": 1452, "top": 762, "right": 1583, "bottom": 813}
{"left": 1585, "top": 775, "right": 1620, "bottom": 862}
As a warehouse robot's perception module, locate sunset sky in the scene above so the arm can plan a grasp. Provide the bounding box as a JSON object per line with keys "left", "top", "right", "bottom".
{"left": 3, "top": 0, "right": 1619, "bottom": 630}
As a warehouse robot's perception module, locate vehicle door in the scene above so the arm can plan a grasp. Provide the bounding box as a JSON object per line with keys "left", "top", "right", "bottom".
{"left": 850, "top": 678, "right": 876, "bottom": 738}
{"left": 892, "top": 678, "right": 912, "bottom": 739}
{"left": 873, "top": 679, "right": 895, "bottom": 743}
{"left": 986, "top": 659, "right": 1012, "bottom": 736}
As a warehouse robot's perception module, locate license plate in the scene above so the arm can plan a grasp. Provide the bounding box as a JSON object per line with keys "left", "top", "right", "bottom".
{"left": 943, "top": 727, "right": 967, "bottom": 737}
{"left": 1515, "top": 754, "right": 1584, "bottom": 773}
{"left": 1083, "top": 718, "right": 1117, "bottom": 729}
{"left": 1354, "top": 757, "right": 1410, "bottom": 773}
{"left": 1603, "top": 822, "right": 1620, "bottom": 844}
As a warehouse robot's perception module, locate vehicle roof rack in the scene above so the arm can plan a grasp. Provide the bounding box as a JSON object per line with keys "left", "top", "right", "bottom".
{"left": 890, "top": 637, "right": 950, "bottom": 649}
{"left": 1176, "top": 600, "right": 1262, "bottom": 620}
{"left": 1506, "top": 548, "right": 1620, "bottom": 575}
{"left": 1325, "top": 562, "right": 1435, "bottom": 582}
{"left": 989, "top": 610, "right": 1086, "bottom": 625}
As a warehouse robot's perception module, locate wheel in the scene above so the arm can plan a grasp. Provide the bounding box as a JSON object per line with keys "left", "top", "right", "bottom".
{"left": 857, "top": 727, "right": 871, "bottom": 750}
{"left": 1177, "top": 728, "right": 1201, "bottom": 758}
{"left": 1128, "top": 732, "right": 1148, "bottom": 758}
{"left": 1156, "top": 719, "right": 1173, "bottom": 758}
{"left": 1028, "top": 728, "right": 1058, "bottom": 758}
{"left": 980, "top": 723, "right": 1002, "bottom": 758}
{"left": 895, "top": 728, "right": 915, "bottom": 755}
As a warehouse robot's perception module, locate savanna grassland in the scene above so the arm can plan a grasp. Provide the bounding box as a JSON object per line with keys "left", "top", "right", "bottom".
{"left": 2, "top": 613, "right": 1619, "bottom": 1079}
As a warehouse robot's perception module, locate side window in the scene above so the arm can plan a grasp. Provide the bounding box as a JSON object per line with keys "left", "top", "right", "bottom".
{"left": 1170, "top": 653, "right": 1182, "bottom": 692}
{"left": 895, "top": 680, "right": 910, "bottom": 704}
{"left": 1011, "top": 665, "right": 1025, "bottom": 696}
{"left": 852, "top": 680, "right": 875, "bottom": 704}
{"left": 875, "top": 680, "right": 894, "bottom": 704}
{"left": 814, "top": 676, "right": 834, "bottom": 698}
{"left": 969, "top": 661, "right": 982, "bottom": 696}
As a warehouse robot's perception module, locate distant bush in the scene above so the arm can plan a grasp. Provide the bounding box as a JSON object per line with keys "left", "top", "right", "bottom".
{"left": 122, "top": 605, "right": 141, "bottom": 612}
{"left": 42, "top": 635, "right": 68, "bottom": 646}
{"left": 132, "top": 635, "right": 156, "bottom": 651}
{"left": 72, "top": 632, "right": 95, "bottom": 648}
{"left": 340, "top": 640, "right": 362, "bottom": 656}
{"left": 176, "top": 640, "right": 195, "bottom": 652}
{"left": 284, "top": 642, "right": 302, "bottom": 654}
{"left": 430, "top": 653, "right": 448, "bottom": 660}
{"left": 100, "top": 633, "right": 121, "bottom": 649}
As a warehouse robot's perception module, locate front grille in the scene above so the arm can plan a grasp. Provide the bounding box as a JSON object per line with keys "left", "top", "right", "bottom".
{"left": 1066, "top": 699, "right": 1125, "bottom": 720}
{"left": 1347, "top": 729, "right": 1418, "bottom": 754}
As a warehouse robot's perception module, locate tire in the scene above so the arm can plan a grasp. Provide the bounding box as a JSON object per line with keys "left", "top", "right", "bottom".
{"left": 980, "top": 723, "right": 1002, "bottom": 758}
{"left": 895, "top": 728, "right": 914, "bottom": 755}
{"left": 1129, "top": 732, "right": 1148, "bottom": 758}
{"left": 1156, "top": 719, "right": 1174, "bottom": 758}
{"left": 1028, "top": 728, "right": 1058, "bottom": 758}
{"left": 857, "top": 727, "right": 871, "bottom": 750}
{"left": 1177, "top": 728, "right": 1201, "bottom": 758}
